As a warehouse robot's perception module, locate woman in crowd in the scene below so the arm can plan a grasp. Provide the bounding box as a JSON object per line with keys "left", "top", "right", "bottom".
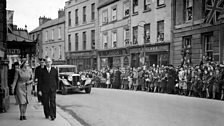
{"left": 12, "top": 60, "right": 33, "bottom": 120}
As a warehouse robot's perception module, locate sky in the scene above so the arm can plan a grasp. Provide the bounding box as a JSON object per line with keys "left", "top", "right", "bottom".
{"left": 6, "top": 0, "right": 67, "bottom": 32}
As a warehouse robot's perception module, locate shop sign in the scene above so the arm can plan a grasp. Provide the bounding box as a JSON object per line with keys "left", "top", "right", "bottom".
{"left": 99, "top": 49, "right": 129, "bottom": 57}
{"left": 6, "top": 49, "right": 20, "bottom": 55}
{"left": 130, "top": 45, "right": 169, "bottom": 53}
{"left": 71, "top": 51, "right": 96, "bottom": 57}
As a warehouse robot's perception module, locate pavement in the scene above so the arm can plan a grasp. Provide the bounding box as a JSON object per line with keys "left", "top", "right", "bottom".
{"left": 0, "top": 95, "right": 83, "bottom": 126}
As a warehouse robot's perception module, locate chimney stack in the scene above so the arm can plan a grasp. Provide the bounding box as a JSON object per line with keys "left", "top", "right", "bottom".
{"left": 58, "top": 9, "right": 65, "bottom": 18}
{"left": 39, "top": 16, "right": 51, "bottom": 26}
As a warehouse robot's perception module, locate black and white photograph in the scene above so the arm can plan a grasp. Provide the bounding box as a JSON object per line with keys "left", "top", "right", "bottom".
{"left": 1, "top": 0, "right": 224, "bottom": 126}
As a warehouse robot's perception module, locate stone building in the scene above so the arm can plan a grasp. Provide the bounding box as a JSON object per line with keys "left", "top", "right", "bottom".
{"left": 65, "top": 0, "right": 98, "bottom": 71}
{"left": 173, "top": 0, "right": 224, "bottom": 66}
{"left": 130, "top": 0, "right": 172, "bottom": 67}
{"left": 30, "top": 10, "right": 66, "bottom": 65}
{"left": 98, "top": 0, "right": 131, "bottom": 69}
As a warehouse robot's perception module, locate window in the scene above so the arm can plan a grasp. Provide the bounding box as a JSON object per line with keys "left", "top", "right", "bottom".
{"left": 124, "top": 2, "right": 130, "bottom": 17}
{"left": 68, "top": 11, "right": 71, "bottom": 26}
{"left": 203, "top": 33, "right": 213, "bottom": 61}
{"left": 68, "top": 34, "right": 71, "bottom": 51}
{"left": 59, "top": 45, "right": 62, "bottom": 59}
{"left": 133, "top": 0, "right": 138, "bottom": 14}
{"left": 75, "top": 9, "right": 79, "bottom": 25}
{"left": 144, "top": 0, "right": 151, "bottom": 11}
{"left": 91, "top": 30, "right": 95, "bottom": 49}
{"left": 157, "top": 0, "right": 165, "bottom": 6}
{"left": 103, "top": 33, "right": 108, "bottom": 49}
{"left": 75, "top": 33, "right": 79, "bottom": 51}
{"left": 112, "top": 7, "right": 117, "bottom": 21}
{"left": 45, "top": 31, "right": 48, "bottom": 41}
{"left": 133, "top": 26, "right": 138, "bottom": 45}
{"left": 83, "top": 32, "right": 86, "bottom": 50}
{"left": 58, "top": 27, "right": 61, "bottom": 39}
{"left": 144, "top": 23, "right": 150, "bottom": 43}
{"left": 51, "top": 29, "right": 54, "bottom": 40}
{"left": 52, "top": 46, "right": 54, "bottom": 59}
{"left": 83, "top": 6, "right": 86, "bottom": 23}
{"left": 102, "top": 10, "right": 108, "bottom": 24}
{"left": 45, "top": 47, "right": 48, "bottom": 57}
{"left": 185, "top": 0, "right": 193, "bottom": 21}
{"left": 124, "top": 28, "right": 130, "bottom": 45}
{"left": 91, "top": 3, "right": 95, "bottom": 20}
{"left": 112, "top": 31, "right": 117, "bottom": 48}
{"left": 183, "top": 36, "right": 191, "bottom": 48}
{"left": 157, "top": 20, "right": 164, "bottom": 42}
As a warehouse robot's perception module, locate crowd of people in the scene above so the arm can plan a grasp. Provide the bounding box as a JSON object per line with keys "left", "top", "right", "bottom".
{"left": 80, "top": 62, "right": 224, "bottom": 101}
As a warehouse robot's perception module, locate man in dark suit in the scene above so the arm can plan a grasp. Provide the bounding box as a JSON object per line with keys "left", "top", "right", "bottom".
{"left": 34, "top": 58, "right": 45, "bottom": 103}
{"left": 38, "top": 57, "right": 58, "bottom": 121}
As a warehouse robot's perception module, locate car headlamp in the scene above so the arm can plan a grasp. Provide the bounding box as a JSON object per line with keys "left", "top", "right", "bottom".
{"left": 68, "top": 75, "right": 73, "bottom": 81}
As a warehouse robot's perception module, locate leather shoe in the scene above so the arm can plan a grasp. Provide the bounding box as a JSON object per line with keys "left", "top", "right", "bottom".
{"left": 45, "top": 116, "right": 49, "bottom": 119}
{"left": 23, "top": 116, "right": 27, "bottom": 120}
{"left": 50, "top": 116, "right": 55, "bottom": 121}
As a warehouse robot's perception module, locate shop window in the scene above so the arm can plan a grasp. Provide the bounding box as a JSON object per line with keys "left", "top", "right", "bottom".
{"left": 102, "top": 10, "right": 108, "bottom": 24}
{"left": 144, "top": 23, "right": 150, "bottom": 43}
{"left": 75, "top": 33, "right": 79, "bottom": 51}
{"left": 203, "top": 33, "right": 213, "bottom": 61}
{"left": 185, "top": 0, "right": 193, "bottom": 21}
{"left": 124, "top": 28, "right": 130, "bottom": 45}
{"left": 112, "top": 7, "right": 117, "bottom": 21}
{"left": 75, "top": 9, "right": 79, "bottom": 25}
{"left": 133, "top": 26, "right": 138, "bottom": 45}
{"left": 124, "top": 1, "right": 130, "bottom": 17}
{"left": 157, "top": 20, "right": 164, "bottom": 42}
{"left": 144, "top": 0, "right": 151, "bottom": 11}
{"left": 133, "top": 0, "right": 138, "bottom": 14}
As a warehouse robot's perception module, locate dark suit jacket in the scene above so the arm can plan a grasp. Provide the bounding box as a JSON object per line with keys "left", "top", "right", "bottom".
{"left": 39, "top": 66, "right": 59, "bottom": 93}
{"left": 35, "top": 65, "right": 44, "bottom": 91}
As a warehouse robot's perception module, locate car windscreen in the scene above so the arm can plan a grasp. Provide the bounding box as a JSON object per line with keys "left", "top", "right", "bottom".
{"left": 59, "top": 67, "right": 76, "bottom": 73}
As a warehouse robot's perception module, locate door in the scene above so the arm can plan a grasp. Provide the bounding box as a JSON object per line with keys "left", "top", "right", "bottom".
{"left": 149, "top": 54, "right": 157, "bottom": 66}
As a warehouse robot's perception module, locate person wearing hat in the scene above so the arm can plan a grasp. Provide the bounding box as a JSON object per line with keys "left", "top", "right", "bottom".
{"left": 34, "top": 58, "right": 45, "bottom": 103}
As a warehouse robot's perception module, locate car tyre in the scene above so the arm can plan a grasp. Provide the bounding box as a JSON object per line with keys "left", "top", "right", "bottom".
{"left": 85, "top": 86, "right": 91, "bottom": 94}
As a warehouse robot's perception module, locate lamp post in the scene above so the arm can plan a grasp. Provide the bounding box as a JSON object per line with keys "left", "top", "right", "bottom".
{"left": 138, "top": 21, "right": 147, "bottom": 66}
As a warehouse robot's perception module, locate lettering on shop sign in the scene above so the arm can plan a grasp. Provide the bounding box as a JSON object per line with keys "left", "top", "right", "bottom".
{"left": 71, "top": 52, "right": 94, "bottom": 57}
{"left": 130, "top": 45, "right": 169, "bottom": 53}
{"left": 99, "top": 49, "right": 128, "bottom": 56}
{"left": 7, "top": 49, "right": 21, "bottom": 55}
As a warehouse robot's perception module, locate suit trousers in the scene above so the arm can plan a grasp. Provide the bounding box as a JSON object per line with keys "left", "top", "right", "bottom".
{"left": 42, "top": 90, "right": 56, "bottom": 118}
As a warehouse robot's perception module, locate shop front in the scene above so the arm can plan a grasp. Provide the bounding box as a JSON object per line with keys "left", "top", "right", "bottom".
{"left": 130, "top": 43, "right": 170, "bottom": 68}
{"left": 98, "top": 48, "right": 130, "bottom": 69}
{"left": 66, "top": 50, "right": 97, "bottom": 72}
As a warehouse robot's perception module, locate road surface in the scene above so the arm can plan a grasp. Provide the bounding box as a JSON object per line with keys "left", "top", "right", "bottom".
{"left": 56, "top": 88, "right": 224, "bottom": 126}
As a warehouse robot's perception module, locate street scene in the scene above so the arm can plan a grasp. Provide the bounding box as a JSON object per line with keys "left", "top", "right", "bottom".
{"left": 1, "top": 0, "right": 224, "bottom": 126}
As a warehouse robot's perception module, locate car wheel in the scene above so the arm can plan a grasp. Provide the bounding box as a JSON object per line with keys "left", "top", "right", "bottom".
{"left": 62, "top": 86, "right": 68, "bottom": 95}
{"left": 85, "top": 86, "right": 91, "bottom": 93}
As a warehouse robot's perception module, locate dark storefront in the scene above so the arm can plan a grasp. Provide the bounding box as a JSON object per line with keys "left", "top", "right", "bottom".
{"left": 99, "top": 48, "right": 130, "bottom": 69}
{"left": 130, "top": 43, "right": 170, "bottom": 68}
{"left": 66, "top": 50, "right": 97, "bottom": 72}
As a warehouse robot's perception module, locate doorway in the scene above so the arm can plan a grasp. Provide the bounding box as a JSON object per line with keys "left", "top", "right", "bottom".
{"left": 149, "top": 54, "right": 157, "bottom": 66}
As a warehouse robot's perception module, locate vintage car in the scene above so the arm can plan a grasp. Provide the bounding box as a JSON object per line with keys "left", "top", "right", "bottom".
{"left": 53, "top": 65, "right": 92, "bottom": 95}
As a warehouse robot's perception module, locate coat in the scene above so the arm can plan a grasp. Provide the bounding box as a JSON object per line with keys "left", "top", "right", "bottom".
{"left": 39, "top": 67, "right": 59, "bottom": 93}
